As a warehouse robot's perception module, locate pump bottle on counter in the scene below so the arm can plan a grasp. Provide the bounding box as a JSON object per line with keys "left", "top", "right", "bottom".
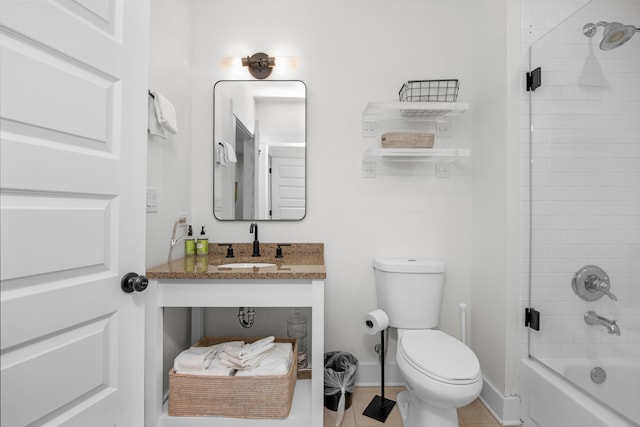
{"left": 196, "top": 226, "right": 209, "bottom": 256}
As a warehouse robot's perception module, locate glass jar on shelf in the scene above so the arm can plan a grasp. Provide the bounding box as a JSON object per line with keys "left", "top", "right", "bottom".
{"left": 287, "top": 308, "right": 308, "bottom": 368}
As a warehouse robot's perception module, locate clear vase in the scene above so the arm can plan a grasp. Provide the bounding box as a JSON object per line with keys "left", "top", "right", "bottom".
{"left": 287, "top": 308, "right": 308, "bottom": 368}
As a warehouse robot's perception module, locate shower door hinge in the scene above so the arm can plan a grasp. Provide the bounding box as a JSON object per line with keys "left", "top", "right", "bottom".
{"left": 526, "top": 67, "right": 542, "bottom": 92}
{"left": 525, "top": 307, "right": 540, "bottom": 331}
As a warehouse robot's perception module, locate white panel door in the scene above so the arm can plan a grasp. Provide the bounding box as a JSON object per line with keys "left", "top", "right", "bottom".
{"left": 0, "top": 1, "right": 149, "bottom": 426}
{"left": 271, "top": 156, "right": 305, "bottom": 220}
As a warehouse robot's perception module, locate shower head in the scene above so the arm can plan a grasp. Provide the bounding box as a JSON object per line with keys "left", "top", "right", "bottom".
{"left": 601, "top": 22, "right": 638, "bottom": 50}
{"left": 583, "top": 21, "right": 639, "bottom": 50}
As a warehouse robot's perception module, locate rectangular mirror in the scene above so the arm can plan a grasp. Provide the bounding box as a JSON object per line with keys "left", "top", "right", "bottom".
{"left": 213, "top": 80, "right": 306, "bottom": 221}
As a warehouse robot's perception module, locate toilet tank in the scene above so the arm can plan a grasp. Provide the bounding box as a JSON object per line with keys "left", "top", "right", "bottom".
{"left": 373, "top": 258, "right": 445, "bottom": 329}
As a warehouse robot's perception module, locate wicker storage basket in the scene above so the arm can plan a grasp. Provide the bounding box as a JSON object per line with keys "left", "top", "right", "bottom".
{"left": 168, "top": 336, "right": 298, "bottom": 418}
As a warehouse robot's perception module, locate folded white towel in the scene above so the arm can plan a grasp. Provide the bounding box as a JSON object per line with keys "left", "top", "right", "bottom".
{"left": 217, "top": 336, "right": 277, "bottom": 370}
{"left": 174, "top": 341, "right": 243, "bottom": 373}
{"left": 184, "top": 344, "right": 290, "bottom": 377}
{"left": 173, "top": 346, "right": 217, "bottom": 372}
{"left": 246, "top": 336, "right": 275, "bottom": 352}
{"left": 180, "top": 367, "right": 234, "bottom": 376}
{"left": 225, "top": 336, "right": 274, "bottom": 360}
{"left": 148, "top": 94, "right": 167, "bottom": 139}
{"left": 217, "top": 141, "right": 237, "bottom": 166}
{"left": 218, "top": 348, "right": 272, "bottom": 370}
{"left": 236, "top": 343, "right": 292, "bottom": 376}
{"left": 150, "top": 90, "right": 177, "bottom": 135}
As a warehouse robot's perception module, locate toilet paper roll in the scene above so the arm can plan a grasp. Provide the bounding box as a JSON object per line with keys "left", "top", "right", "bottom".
{"left": 364, "top": 309, "right": 389, "bottom": 335}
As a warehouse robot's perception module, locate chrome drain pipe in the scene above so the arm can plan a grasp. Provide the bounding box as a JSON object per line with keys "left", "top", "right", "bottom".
{"left": 238, "top": 307, "right": 255, "bottom": 328}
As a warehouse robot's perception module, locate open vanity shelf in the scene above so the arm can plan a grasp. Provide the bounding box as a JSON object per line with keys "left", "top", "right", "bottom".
{"left": 145, "top": 277, "right": 325, "bottom": 427}
{"left": 361, "top": 101, "right": 470, "bottom": 177}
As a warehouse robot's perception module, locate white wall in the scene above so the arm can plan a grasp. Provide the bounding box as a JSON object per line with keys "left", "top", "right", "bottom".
{"left": 190, "top": 0, "right": 473, "bottom": 356}
{"left": 147, "top": 0, "right": 194, "bottom": 393}
{"left": 145, "top": 0, "right": 524, "bottom": 407}
{"left": 468, "top": 0, "right": 524, "bottom": 406}
{"left": 147, "top": 0, "right": 193, "bottom": 266}
{"left": 186, "top": 0, "right": 520, "bottom": 400}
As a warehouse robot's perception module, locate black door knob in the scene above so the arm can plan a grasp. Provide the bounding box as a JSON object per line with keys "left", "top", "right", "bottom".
{"left": 121, "top": 272, "right": 149, "bottom": 293}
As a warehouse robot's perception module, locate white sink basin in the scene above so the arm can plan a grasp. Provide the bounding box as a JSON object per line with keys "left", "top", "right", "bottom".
{"left": 217, "top": 263, "right": 276, "bottom": 269}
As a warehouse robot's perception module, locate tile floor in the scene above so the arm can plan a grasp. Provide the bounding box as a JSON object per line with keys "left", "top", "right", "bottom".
{"left": 323, "top": 387, "right": 521, "bottom": 427}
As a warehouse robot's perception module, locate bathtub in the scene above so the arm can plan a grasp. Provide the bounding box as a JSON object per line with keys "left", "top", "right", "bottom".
{"left": 520, "top": 357, "right": 640, "bottom": 427}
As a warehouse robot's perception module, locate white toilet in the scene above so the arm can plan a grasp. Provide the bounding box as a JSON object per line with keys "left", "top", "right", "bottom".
{"left": 373, "top": 258, "right": 482, "bottom": 427}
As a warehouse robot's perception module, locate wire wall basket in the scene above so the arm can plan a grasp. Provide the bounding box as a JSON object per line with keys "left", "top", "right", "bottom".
{"left": 399, "top": 80, "right": 459, "bottom": 103}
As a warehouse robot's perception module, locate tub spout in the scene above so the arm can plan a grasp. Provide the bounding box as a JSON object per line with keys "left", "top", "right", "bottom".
{"left": 584, "top": 311, "right": 621, "bottom": 336}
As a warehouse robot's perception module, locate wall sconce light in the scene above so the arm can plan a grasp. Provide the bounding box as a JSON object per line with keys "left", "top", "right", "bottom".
{"left": 242, "top": 52, "right": 275, "bottom": 79}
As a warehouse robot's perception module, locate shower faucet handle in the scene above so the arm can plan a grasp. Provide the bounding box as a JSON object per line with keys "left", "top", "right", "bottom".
{"left": 585, "top": 274, "right": 618, "bottom": 301}
{"left": 572, "top": 265, "right": 618, "bottom": 302}
{"left": 601, "top": 287, "right": 618, "bottom": 301}
{"left": 604, "top": 290, "right": 618, "bottom": 301}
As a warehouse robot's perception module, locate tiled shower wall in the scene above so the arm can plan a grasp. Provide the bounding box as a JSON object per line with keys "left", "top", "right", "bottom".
{"left": 520, "top": 0, "right": 640, "bottom": 361}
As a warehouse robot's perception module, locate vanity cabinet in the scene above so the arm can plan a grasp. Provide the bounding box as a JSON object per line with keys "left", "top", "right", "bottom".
{"left": 361, "top": 101, "right": 470, "bottom": 177}
{"left": 145, "top": 278, "right": 324, "bottom": 427}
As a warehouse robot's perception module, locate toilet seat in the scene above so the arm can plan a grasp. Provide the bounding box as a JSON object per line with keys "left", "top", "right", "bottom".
{"left": 398, "top": 330, "right": 481, "bottom": 385}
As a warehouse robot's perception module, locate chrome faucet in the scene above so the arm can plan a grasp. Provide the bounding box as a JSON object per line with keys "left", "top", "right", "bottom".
{"left": 249, "top": 223, "right": 260, "bottom": 257}
{"left": 584, "top": 311, "right": 621, "bottom": 336}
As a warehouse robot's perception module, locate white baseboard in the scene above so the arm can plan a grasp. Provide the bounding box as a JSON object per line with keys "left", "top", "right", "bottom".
{"left": 356, "top": 364, "right": 521, "bottom": 426}
{"left": 480, "top": 377, "right": 521, "bottom": 426}
{"left": 354, "top": 362, "right": 404, "bottom": 387}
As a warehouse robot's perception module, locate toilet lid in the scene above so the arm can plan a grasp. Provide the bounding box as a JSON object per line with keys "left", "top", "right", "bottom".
{"left": 399, "top": 330, "right": 481, "bottom": 384}
{"left": 373, "top": 258, "right": 444, "bottom": 273}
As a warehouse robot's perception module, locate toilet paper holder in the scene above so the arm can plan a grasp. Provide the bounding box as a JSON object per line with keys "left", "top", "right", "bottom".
{"left": 363, "top": 310, "right": 396, "bottom": 422}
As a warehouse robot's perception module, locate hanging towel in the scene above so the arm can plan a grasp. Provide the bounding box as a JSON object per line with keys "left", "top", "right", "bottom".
{"left": 150, "top": 90, "right": 178, "bottom": 134}
{"left": 148, "top": 93, "right": 167, "bottom": 139}
{"left": 217, "top": 141, "right": 238, "bottom": 166}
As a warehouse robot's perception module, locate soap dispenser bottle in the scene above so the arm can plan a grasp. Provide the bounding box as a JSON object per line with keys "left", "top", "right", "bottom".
{"left": 196, "top": 226, "right": 209, "bottom": 256}
{"left": 287, "top": 308, "right": 308, "bottom": 368}
{"left": 184, "top": 225, "right": 195, "bottom": 256}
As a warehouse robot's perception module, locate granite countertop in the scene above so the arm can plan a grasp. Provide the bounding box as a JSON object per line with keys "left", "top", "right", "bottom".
{"left": 146, "top": 243, "right": 326, "bottom": 280}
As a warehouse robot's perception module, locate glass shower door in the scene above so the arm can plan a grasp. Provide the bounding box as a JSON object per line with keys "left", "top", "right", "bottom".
{"left": 528, "top": 0, "right": 640, "bottom": 422}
